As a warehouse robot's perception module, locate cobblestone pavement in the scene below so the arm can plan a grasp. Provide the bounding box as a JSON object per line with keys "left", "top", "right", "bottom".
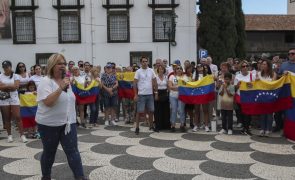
{"left": 0, "top": 120, "right": 295, "bottom": 180}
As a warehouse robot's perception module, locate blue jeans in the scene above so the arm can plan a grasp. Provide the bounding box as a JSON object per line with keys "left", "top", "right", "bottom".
{"left": 38, "top": 124, "right": 84, "bottom": 179}
{"left": 260, "top": 114, "right": 273, "bottom": 131}
{"left": 169, "top": 96, "right": 185, "bottom": 125}
{"left": 89, "top": 95, "right": 99, "bottom": 124}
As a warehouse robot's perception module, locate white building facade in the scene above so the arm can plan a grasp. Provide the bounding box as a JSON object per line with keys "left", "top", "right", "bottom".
{"left": 288, "top": 0, "right": 295, "bottom": 14}
{"left": 0, "top": 0, "right": 196, "bottom": 68}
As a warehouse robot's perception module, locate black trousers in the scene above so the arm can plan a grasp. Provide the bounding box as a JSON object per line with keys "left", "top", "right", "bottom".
{"left": 221, "top": 110, "right": 233, "bottom": 130}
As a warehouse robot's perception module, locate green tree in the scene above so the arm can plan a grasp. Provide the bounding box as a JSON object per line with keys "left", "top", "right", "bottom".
{"left": 198, "top": 0, "right": 246, "bottom": 64}
{"left": 235, "top": 0, "right": 246, "bottom": 58}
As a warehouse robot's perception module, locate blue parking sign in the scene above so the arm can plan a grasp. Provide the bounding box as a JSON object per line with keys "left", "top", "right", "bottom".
{"left": 199, "top": 49, "right": 208, "bottom": 59}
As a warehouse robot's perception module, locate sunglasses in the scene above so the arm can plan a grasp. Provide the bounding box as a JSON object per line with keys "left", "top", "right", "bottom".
{"left": 176, "top": 68, "right": 182, "bottom": 70}
{"left": 19, "top": 65, "right": 25, "bottom": 68}
{"left": 242, "top": 65, "right": 249, "bottom": 68}
{"left": 69, "top": 63, "right": 75, "bottom": 66}
{"left": 142, "top": 61, "right": 148, "bottom": 63}
{"left": 288, "top": 52, "right": 295, "bottom": 56}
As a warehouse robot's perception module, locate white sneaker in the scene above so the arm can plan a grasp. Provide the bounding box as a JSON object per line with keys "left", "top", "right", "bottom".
{"left": 219, "top": 129, "right": 227, "bottom": 134}
{"left": 237, "top": 123, "right": 243, "bottom": 128}
{"left": 228, "top": 129, "right": 233, "bottom": 135}
{"left": 7, "top": 135, "right": 13, "bottom": 143}
{"left": 104, "top": 121, "right": 110, "bottom": 126}
{"left": 21, "top": 135, "right": 28, "bottom": 143}
{"left": 265, "top": 131, "right": 270, "bottom": 137}
{"left": 205, "top": 126, "right": 210, "bottom": 132}
{"left": 192, "top": 126, "right": 198, "bottom": 132}
{"left": 111, "top": 120, "right": 117, "bottom": 126}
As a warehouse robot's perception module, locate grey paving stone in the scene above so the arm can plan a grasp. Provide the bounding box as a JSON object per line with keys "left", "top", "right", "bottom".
{"left": 26, "top": 140, "right": 43, "bottom": 149}
{"left": 251, "top": 136, "right": 292, "bottom": 145}
{"left": 182, "top": 133, "right": 216, "bottom": 142}
{"left": 104, "top": 125, "right": 131, "bottom": 131}
{"left": 110, "top": 154, "right": 157, "bottom": 170}
{"left": 199, "top": 160, "right": 257, "bottom": 179}
{"left": 51, "top": 163, "right": 98, "bottom": 180}
{"left": 211, "top": 141, "right": 254, "bottom": 152}
{"left": 250, "top": 151, "right": 295, "bottom": 167}
{"left": 120, "top": 131, "right": 152, "bottom": 138}
{"left": 90, "top": 143, "right": 129, "bottom": 155}
{"left": 164, "top": 148, "right": 208, "bottom": 160}
{"left": 137, "top": 169, "right": 196, "bottom": 180}
{"left": 78, "top": 134, "right": 110, "bottom": 143}
{"left": 139, "top": 138, "right": 176, "bottom": 148}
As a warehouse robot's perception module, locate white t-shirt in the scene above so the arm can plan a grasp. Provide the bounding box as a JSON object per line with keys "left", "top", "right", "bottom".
{"left": 156, "top": 75, "right": 168, "bottom": 90}
{"left": 0, "top": 73, "right": 19, "bottom": 97}
{"left": 72, "top": 75, "right": 86, "bottom": 84}
{"left": 234, "top": 71, "right": 255, "bottom": 95}
{"left": 30, "top": 75, "right": 43, "bottom": 88}
{"left": 18, "top": 73, "right": 30, "bottom": 86}
{"left": 134, "top": 68, "right": 156, "bottom": 95}
{"left": 36, "top": 76, "right": 76, "bottom": 126}
{"left": 210, "top": 64, "right": 218, "bottom": 77}
{"left": 257, "top": 72, "right": 272, "bottom": 82}
{"left": 169, "top": 75, "right": 185, "bottom": 98}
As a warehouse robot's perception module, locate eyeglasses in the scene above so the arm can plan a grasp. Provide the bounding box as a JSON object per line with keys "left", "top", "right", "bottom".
{"left": 241, "top": 65, "right": 249, "bottom": 68}
{"left": 288, "top": 52, "right": 295, "bottom": 56}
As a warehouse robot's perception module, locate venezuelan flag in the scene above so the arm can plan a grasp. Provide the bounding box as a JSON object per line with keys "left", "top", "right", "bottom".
{"left": 72, "top": 80, "right": 100, "bottom": 104}
{"left": 239, "top": 74, "right": 292, "bottom": 115}
{"left": 284, "top": 73, "right": 295, "bottom": 141}
{"left": 20, "top": 93, "right": 37, "bottom": 128}
{"left": 117, "top": 72, "right": 135, "bottom": 99}
{"left": 178, "top": 75, "right": 215, "bottom": 104}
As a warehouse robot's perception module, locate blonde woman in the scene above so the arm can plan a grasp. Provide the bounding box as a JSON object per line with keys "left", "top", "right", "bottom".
{"left": 35, "top": 54, "right": 86, "bottom": 180}
{"left": 89, "top": 66, "right": 102, "bottom": 127}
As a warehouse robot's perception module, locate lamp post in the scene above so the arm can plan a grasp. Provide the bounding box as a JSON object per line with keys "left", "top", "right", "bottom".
{"left": 163, "top": 13, "right": 177, "bottom": 66}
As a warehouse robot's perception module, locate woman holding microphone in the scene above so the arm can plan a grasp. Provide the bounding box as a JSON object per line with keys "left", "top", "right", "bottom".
{"left": 36, "top": 53, "right": 86, "bottom": 180}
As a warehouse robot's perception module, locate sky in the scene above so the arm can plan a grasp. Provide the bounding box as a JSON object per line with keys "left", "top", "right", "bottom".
{"left": 196, "top": 0, "right": 287, "bottom": 14}
{"left": 242, "top": 0, "right": 287, "bottom": 14}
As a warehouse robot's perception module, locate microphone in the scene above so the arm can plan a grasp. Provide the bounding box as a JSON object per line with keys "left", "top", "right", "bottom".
{"left": 61, "top": 70, "right": 68, "bottom": 93}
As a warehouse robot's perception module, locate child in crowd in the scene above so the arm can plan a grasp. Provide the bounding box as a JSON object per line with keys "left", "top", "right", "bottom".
{"left": 218, "top": 72, "right": 235, "bottom": 135}
{"left": 21, "top": 81, "right": 40, "bottom": 138}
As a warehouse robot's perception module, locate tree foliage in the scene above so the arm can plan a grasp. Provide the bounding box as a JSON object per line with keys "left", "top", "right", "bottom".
{"left": 198, "top": 0, "right": 246, "bottom": 64}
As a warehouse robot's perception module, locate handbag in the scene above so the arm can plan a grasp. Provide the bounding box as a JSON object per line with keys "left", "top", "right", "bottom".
{"left": 0, "top": 91, "right": 10, "bottom": 100}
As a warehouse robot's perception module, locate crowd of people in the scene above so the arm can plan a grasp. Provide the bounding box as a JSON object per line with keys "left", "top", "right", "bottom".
{"left": 0, "top": 49, "right": 294, "bottom": 179}
{"left": 0, "top": 49, "right": 295, "bottom": 141}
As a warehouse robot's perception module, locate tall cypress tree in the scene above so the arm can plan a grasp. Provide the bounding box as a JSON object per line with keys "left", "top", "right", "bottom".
{"left": 218, "top": 0, "right": 238, "bottom": 62}
{"left": 198, "top": 0, "right": 246, "bottom": 64}
{"left": 198, "top": 0, "right": 223, "bottom": 63}
{"left": 235, "top": 0, "right": 246, "bottom": 58}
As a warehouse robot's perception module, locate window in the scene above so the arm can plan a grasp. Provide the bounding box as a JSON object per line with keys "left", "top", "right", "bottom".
{"left": 130, "top": 51, "right": 152, "bottom": 67}
{"left": 107, "top": 10, "right": 130, "bottom": 42}
{"left": 58, "top": 11, "right": 81, "bottom": 43}
{"left": 285, "top": 32, "right": 295, "bottom": 43}
{"left": 12, "top": 11, "right": 35, "bottom": 44}
{"left": 290, "top": 0, "right": 295, "bottom": 3}
{"left": 36, "top": 53, "right": 55, "bottom": 66}
{"left": 153, "top": 10, "right": 175, "bottom": 42}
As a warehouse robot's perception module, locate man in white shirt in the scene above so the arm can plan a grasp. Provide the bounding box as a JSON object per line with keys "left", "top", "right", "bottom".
{"left": 133, "top": 57, "right": 159, "bottom": 134}
{"left": 207, "top": 56, "right": 218, "bottom": 77}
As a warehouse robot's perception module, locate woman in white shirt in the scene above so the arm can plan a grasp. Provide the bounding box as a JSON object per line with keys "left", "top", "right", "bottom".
{"left": 15, "top": 62, "right": 30, "bottom": 92}
{"left": 168, "top": 65, "right": 186, "bottom": 132}
{"left": 256, "top": 60, "right": 277, "bottom": 136}
{"left": 234, "top": 60, "right": 255, "bottom": 136}
{"left": 0, "top": 60, "right": 27, "bottom": 143}
{"left": 36, "top": 54, "right": 86, "bottom": 180}
{"left": 29, "top": 64, "right": 43, "bottom": 88}
{"left": 154, "top": 65, "right": 170, "bottom": 131}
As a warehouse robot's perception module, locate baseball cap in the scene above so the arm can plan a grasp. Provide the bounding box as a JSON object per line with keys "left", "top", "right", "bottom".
{"left": 2, "top": 60, "right": 12, "bottom": 68}
{"left": 106, "top": 63, "right": 112, "bottom": 68}
{"left": 173, "top": 59, "right": 181, "bottom": 65}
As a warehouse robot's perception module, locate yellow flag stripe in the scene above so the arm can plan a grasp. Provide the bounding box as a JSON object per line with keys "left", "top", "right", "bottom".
{"left": 179, "top": 75, "right": 214, "bottom": 88}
